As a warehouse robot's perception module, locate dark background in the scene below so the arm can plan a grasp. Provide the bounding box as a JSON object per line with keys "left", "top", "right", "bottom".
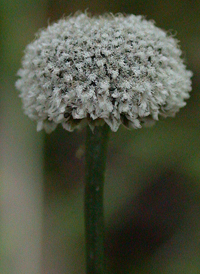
{"left": 1, "top": 0, "right": 200, "bottom": 273}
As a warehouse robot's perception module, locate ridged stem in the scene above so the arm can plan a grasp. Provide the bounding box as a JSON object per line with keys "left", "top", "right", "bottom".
{"left": 84, "top": 124, "right": 110, "bottom": 274}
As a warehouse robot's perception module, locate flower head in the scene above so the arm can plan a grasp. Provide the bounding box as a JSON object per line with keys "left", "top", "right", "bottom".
{"left": 16, "top": 13, "right": 192, "bottom": 133}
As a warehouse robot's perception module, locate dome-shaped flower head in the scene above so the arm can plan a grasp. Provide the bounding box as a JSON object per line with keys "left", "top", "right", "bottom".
{"left": 16, "top": 13, "right": 192, "bottom": 133}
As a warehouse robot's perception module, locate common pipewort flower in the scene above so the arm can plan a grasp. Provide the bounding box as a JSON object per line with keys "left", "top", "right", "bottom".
{"left": 16, "top": 13, "right": 192, "bottom": 274}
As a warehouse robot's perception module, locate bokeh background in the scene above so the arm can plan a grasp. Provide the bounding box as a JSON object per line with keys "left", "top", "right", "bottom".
{"left": 0, "top": 1, "right": 200, "bottom": 273}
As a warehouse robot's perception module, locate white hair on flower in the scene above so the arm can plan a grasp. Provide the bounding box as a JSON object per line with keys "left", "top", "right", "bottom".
{"left": 16, "top": 13, "right": 192, "bottom": 133}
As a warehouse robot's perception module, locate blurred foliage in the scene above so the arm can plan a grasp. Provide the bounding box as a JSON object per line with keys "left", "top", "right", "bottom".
{"left": 1, "top": 0, "right": 200, "bottom": 273}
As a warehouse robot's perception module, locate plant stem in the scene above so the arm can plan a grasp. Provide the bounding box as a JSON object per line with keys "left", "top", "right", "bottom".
{"left": 84, "top": 123, "right": 110, "bottom": 274}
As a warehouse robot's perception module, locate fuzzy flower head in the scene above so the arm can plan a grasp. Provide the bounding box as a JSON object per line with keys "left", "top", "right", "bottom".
{"left": 16, "top": 13, "right": 192, "bottom": 133}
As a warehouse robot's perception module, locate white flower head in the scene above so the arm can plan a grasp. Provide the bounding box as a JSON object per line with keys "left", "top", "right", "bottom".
{"left": 16, "top": 13, "right": 192, "bottom": 133}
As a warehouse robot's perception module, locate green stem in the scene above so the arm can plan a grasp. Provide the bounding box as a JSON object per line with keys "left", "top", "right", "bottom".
{"left": 84, "top": 123, "right": 110, "bottom": 274}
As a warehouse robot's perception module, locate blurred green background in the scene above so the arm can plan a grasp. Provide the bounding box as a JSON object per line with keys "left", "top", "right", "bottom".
{"left": 0, "top": 0, "right": 200, "bottom": 273}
